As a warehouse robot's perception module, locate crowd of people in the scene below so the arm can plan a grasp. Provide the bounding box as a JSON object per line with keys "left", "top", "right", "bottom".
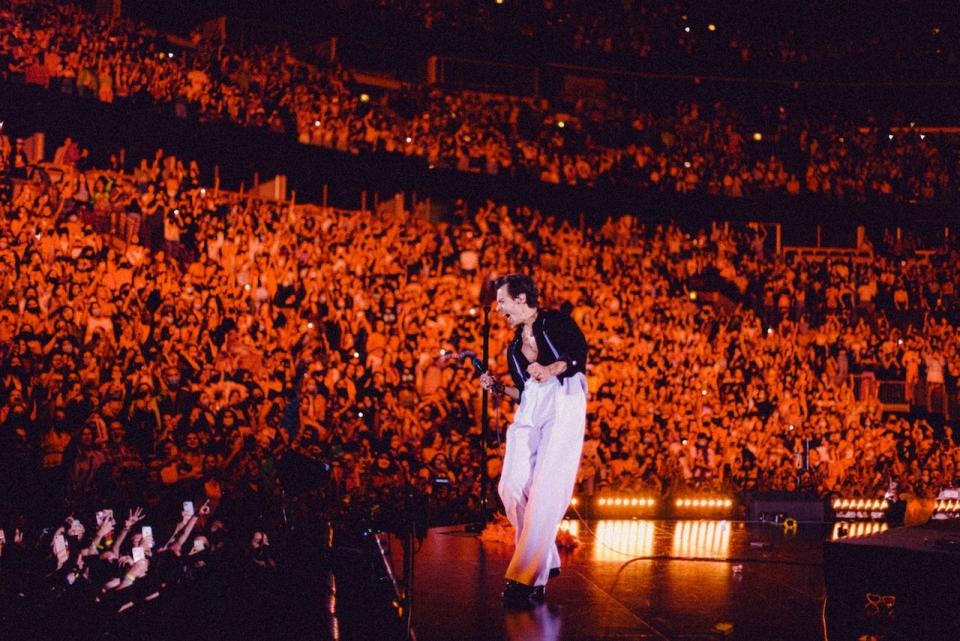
{"left": 0, "top": 121, "right": 959, "bottom": 618}
{"left": 2, "top": 1, "right": 959, "bottom": 204}
{"left": 343, "top": 0, "right": 960, "bottom": 79}
{"left": 3, "top": 1, "right": 958, "bottom": 633}
{"left": 0, "top": 129, "right": 958, "bottom": 521}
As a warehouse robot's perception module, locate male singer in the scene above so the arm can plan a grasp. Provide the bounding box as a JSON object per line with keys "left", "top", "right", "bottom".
{"left": 480, "top": 274, "right": 588, "bottom": 607}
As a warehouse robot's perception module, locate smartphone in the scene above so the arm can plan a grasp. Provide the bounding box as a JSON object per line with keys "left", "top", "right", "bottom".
{"left": 53, "top": 532, "right": 67, "bottom": 558}
{"left": 192, "top": 538, "right": 205, "bottom": 553}
{"left": 0, "top": 529, "right": 6, "bottom": 545}
{"left": 132, "top": 546, "right": 145, "bottom": 562}
{"left": 141, "top": 525, "right": 153, "bottom": 546}
{"left": 183, "top": 501, "right": 194, "bottom": 517}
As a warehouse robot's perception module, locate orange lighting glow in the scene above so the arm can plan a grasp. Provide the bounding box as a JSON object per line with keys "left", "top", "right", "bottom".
{"left": 593, "top": 520, "right": 655, "bottom": 562}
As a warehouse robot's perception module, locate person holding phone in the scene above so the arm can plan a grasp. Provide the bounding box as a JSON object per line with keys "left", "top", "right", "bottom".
{"left": 479, "top": 274, "right": 588, "bottom": 607}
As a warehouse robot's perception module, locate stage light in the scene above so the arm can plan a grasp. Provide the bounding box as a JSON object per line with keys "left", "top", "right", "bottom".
{"left": 307, "top": 322, "right": 314, "bottom": 329}
{"left": 614, "top": 498, "right": 623, "bottom": 506}
{"left": 834, "top": 496, "right": 891, "bottom": 521}
{"left": 244, "top": 284, "right": 251, "bottom": 291}
{"left": 360, "top": 93, "right": 370, "bottom": 102}
{"left": 684, "top": 161, "right": 691, "bottom": 168}
{"left": 753, "top": 132, "right": 763, "bottom": 141}
{"left": 200, "top": 188, "right": 206, "bottom": 195}
{"left": 684, "top": 26, "right": 690, "bottom": 33}
{"left": 358, "top": 411, "right": 364, "bottom": 417}
{"left": 557, "top": 120, "right": 566, "bottom": 128}
{"left": 689, "top": 291, "right": 698, "bottom": 301}
{"left": 405, "top": 136, "right": 413, "bottom": 143}
{"left": 314, "top": 120, "right": 320, "bottom": 127}
{"left": 933, "top": 491, "right": 960, "bottom": 519}
{"left": 469, "top": 308, "right": 477, "bottom": 315}
{"left": 701, "top": 389, "right": 708, "bottom": 396}
{"left": 920, "top": 134, "right": 926, "bottom": 140}
{"left": 832, "top": 521, "right": 888, "bottom": 540}
{"left": 353, "top": 351, "right": 360, "bottom": 359}
{"left": 570, "top": 497, "right": 579, "bottom": 507}
{"left": 598, "top": 498, "right": 607, "bottom": 506}
{"left": 675, "top": 496, "right": 734, "bottom": 516}
{"left": 888, "top": 134, "right": 894, "bottom": 140}
{"left": 708, "top": 23, "right": 716, "bottom": 31}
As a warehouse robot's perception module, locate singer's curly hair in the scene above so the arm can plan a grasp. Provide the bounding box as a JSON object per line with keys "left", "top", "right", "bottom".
{"left": 494, "top": 273, "right": 539, "bottom": 308}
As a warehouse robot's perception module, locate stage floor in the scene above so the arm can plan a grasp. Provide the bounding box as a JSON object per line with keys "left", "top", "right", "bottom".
{"left": 406, "top": 519, "right": 834, "bottom": 641}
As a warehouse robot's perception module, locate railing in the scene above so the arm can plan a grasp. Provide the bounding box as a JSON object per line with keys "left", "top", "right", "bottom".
{"left": 852, "top": 374, "right": 956, "bottom": 417}
{"left": 427, "top": 56, "right": 540, "bottom": 97}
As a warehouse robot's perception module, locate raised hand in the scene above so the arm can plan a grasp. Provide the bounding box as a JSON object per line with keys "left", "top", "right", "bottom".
{"left": 479, "top": 371, "right": 497, "bottom": 391}
{"left": 124, "top": 507, "right": 146, "bottom": 529}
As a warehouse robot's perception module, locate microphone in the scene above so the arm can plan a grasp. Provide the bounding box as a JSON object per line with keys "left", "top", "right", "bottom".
{"left": 468, "top": 355, "right": 486, "bottom": 376}
{"left": 479, "top": 273, "right": 498, "bottom": 306}
{"left": 441, "top": 350, "right": 503, "bottom": 393}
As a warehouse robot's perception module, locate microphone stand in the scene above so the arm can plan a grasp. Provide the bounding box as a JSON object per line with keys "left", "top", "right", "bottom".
{"left": 467, "top": 272, "right": 499, "bottom": 533}
{"left": 466, "top": 305, "right": 493, "bottom": 534}
{"left": 480, "top": 305, "right": 492, "bottom": 518}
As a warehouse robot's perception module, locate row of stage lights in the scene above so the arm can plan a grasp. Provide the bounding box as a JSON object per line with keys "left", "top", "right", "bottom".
{"left": 593, "top": 497, "right": 657, "bottom": 508}
{"left": 568, "top": 496, "right": 735, "bottom": 519}
{"left": 832, "top": 499, "right": 890, "bottom": 512}
{"left": 831, "top": 521, "right": 889, "bottom": 540}
{"left": 571, "top": 497, "right": 734, "bottom": 509}
{"left": 675, "top": 498, "right": 734, "bottom": 509}
{"left": 934, "top": 500, "right": 960, "bottom": 514}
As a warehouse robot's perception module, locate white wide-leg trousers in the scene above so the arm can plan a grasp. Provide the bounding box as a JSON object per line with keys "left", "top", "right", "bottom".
{"left": 498, "top": 373, "right": 587, "bottom": 587}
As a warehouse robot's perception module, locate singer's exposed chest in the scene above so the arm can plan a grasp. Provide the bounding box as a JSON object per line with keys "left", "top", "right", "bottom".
{"left": 521, "top": 327, "right": 539, "bottom": 362}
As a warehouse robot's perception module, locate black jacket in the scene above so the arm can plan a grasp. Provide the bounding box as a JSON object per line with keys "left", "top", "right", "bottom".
{"left": 506, "top": 309, "right": 588, "bottom": 398}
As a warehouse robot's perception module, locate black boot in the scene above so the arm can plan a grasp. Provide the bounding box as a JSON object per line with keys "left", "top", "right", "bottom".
{"left": 502, "top": 580, "right": 545, "bottom": 608}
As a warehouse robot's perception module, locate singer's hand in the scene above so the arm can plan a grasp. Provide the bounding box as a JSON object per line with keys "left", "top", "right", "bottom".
{"left": 479, "top": 372, "right": 497, "bottom": 391}
{"left": 527, "top": 363, "right": 552, "bottom": 382}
